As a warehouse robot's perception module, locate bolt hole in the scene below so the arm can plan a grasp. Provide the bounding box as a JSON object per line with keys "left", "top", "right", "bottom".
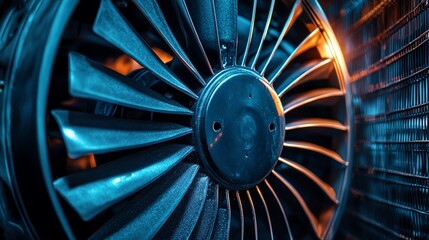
{"left": 269, "top": 123, "right": 275, "bottom": 132}
{"left": 213, "top": 121, "right": 222, "bottom": 132}
{"left": 249, "top": 93, "right": 252, "bottom": 98}
{"left": 245, "top": 153, "right": 249, "bottom": 158}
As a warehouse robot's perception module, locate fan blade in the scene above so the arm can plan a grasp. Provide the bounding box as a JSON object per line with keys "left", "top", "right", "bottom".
{"left": 285, "top": 118, "right": 347, "bottom": 131}
{"left": 276, "top": 59, "right": 333, "bottom": 97}
{"left": 93, "top": 0, "right": 197, "bottom": 99}
{"left": 173, "top": 0, "right": 213, "bottom": 75}
{"left": 255, "top": 186, "right": 274, "bottom": 240}
{"left": 52, "top": 110, "right": 192, "bottom": 158}
{"left": 133, "top": 0, "right": 205, "bottom": 86}
{"left": 190, "top": 182, "right": 219, "bottom": 239}
{"left": 272, "top": 170, "right": 321, "bottom": 238}
{"left": 185, "top": 0, "right": 222, "bottom": 68}
{"left": 246, "top": 190, "right": 258, "bottom": 239}
{"left": 236, "top": 191, "right": 245, "bottom": 240}
{"left": 241, "top": 0, "right": 257, "bottom": 66}
{"left": 69, "top": 52, "right": 193, "bottom": 115}
{"left": 214, "top": 0, "right": 238, "bottom": 66}
{"left": 270, "top": 28, "right": 322, "bottom": 83}
{"left": 54, "top": 144, "right": 193, "bottom": 221}
{"left": 154, "top": 173, "right": 209, "bottom": 239}
{"left": 261, "top": 0, "right": 303, "bottom": 75}
{"left": 89, "top": 163, "right": 199, "bottom": 240}
{"left": 278, "top": 158, "right": 338, "bottom": 203}
{"left": 284, "top": 141, "right": 347, "bottom": 166}
{"left": 211, "top": 190, "right": 231, "bottom": 239}
{"left": 250, "top": 0, "right": 275, "bottom": 69}
{"left": 283, "top": 88, "right": 344, "bottom": 114}
{"left": 264, "top": 180, "right": 293, "bottom": 239}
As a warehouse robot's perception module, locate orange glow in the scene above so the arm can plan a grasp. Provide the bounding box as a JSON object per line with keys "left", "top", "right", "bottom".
{"left": 209, "top": 132, "right": 223, "bottom": 149}
{"left": 67, "top": 154, "right": 96, "bottom": 172}
{"left": 317, "top": 41, "right": 333, "bottom": 59}
{"left": 105, "top": 47, "right": 173, "bottom": 75}
{"left": 152, "top": 47, "right": 174, "bottom": 63}
{"left": 105, "top": 54, "right": 142, "bottom": 75}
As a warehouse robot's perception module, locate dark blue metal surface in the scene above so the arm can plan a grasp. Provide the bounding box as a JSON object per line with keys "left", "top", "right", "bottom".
{"left": 194, "top": 67, "right": 285, "bottom": 190}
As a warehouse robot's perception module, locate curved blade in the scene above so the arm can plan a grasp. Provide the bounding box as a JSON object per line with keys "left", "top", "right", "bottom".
{"left": 52, "top": 110, "right": 192, "bottom": 158}
{"left": 236, "top": 191, "right": 245, "bottom": 240}
{"left": 285, "top": 118, "right": 347, "bottom": 131}
{"left": 276, "top": 59, "right": 333, "bottom": 98}
{"left": 241, "top": 0, "right": 257, "bottom": 66}
{"left": 93, "top": 0, "right": 197, "bottom": 99}
{"left": 270, "top": 28, "right": 322, "bottom": 83}
{"left": 89, "top": 163, "right": 199, "bottom": 240}
{"left": 211, "top": 189, "right": 231, "bottom": 239}
{"left": 283, "top": 141, "right": 348, "bottom": 166}
{"left": 261, "top": 0, "right": 303, "bottom": 75}
{"left": 54, "top": 144, "right": 194, "bottom": 221}
{"left": 246, "top": 190, "right": 258, "bottom": 239}
{"left": 173, "top": 0, "right": 213, "bottom": 75}
{"left": 272, "top": 170, "right": 321, "bottom": 238}
{"left": 283, "top": 88, "right": 344, "bottom": 114}
{"left": 185, "top": 0, "right": 222, "bottom": 68}
{"left": 279, "top": 158, "right": 338, "bottom": 203}
{"left": 69, "top": 52, "right": 192, "bottom": 115}
{"left": 133, "top": 0, "right": 205, "bottom": 85}
{"left": 190, "top": 182, "right": 219, "bottom": 239}
{"left": 264, "top": 180, "right": 293, "bottom": 239}
{"left": 255, "top": 186, "right": 274, "bottom": 239}
{"left": 154, "top": 173, "right": 209, "bottom": 239}
{"left": 250, "top": 0, "right": 275, "bottom": 69}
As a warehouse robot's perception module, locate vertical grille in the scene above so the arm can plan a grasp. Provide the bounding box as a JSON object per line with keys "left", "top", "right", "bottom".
{"left": 328, "top": 0, "right": 429, "bottom": 238}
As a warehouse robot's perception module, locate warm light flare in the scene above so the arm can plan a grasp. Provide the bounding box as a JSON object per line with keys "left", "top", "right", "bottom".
{"left": 317, "top": 41, "right": 333, "bottom": 59}
{"left": 105, "top": 47, "right": 173, "bottom": 75}
{"left": 67, "top": 154, "right": 96, "bottom": 173}
{"left": 104, "top": 54, "right": 142, "bottom": 75}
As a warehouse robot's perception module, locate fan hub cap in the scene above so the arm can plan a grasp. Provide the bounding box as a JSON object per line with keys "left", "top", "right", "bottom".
{"left": 194, "top": 67, "right": 285, "bottom": 190}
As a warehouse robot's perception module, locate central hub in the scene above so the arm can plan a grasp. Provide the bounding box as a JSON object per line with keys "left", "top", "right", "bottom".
{"left": 194, "top": 67, "right": 285, "bottom": 190}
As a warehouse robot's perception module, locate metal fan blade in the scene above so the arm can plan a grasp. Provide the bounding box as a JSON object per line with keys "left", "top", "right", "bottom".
{"left": 236, "top": 191, "right": 245, "bottom": 240}
{"left": 283, "top": 141, "right": 348, "bottom": 166}
{"left": 54, "top": 144, "right": 193, "bottom": 221}
{"left": 89, "top": 163, "right": 199, "bottom": 240}
{"left": 272, "top": 170, "right": 321, "bottom": 238}
{"left": 214, "top": 0, "right": 238, "bottom": 66}
{"left": 185, "top": 0, "right": 222, "bottom": 68}
{"left": 264, "top": 180, "right": 293, "bottom": 239}
{"left": 68, "top": 52, "right": 193, "bottom": 115}
{"left": 278, "top": 158, "right": 338, "bottom": 203}
{"left": 276, "top": 59, "right": 333, "bottom": 97}
{"left": 93, "top": 0, "right": 197, "bottom": 99}
{"left": 255, "top": 186, "right": 274, "bottom": 239}
{"left": 261, "top": 0, "right": 303, "bottom": 75}
{"left": 283, "top": 88, "right": 344, "bottom": 114}
{"left": 270, "top": 28, "right": 322, "bottom": 83}
{"left": 246, "top": 190, "right": 258, "bottom": 239}
{"left": 173, "top": 0, "right": 213, "bottom": 75}
{"left": 211, "top": 190, "right": 231, "bottom": 239}
{"left": 133, "top": 0, "right": 205, "bottom": 86}
{"left": 250, "top": 0, "right": 275, "bottom": 69}
{"left": 153, "top": 173, "right": 209, "bottom": 239}
{"left": 285, "top": 118, "right": 347, "bottom": 131}
{"left": 190, "top": 182, "right": 219, "bottom": 239}
{"left": 241, "top": 0, "right": 257, "bottom": 66}
{"left": 52, "top": 110, "right": 192, "bottom": 158}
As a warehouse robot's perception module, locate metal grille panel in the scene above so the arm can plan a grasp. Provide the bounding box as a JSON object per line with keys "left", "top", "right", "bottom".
{"left": 327, "top": 0, "right": 429, "bottom": 238}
